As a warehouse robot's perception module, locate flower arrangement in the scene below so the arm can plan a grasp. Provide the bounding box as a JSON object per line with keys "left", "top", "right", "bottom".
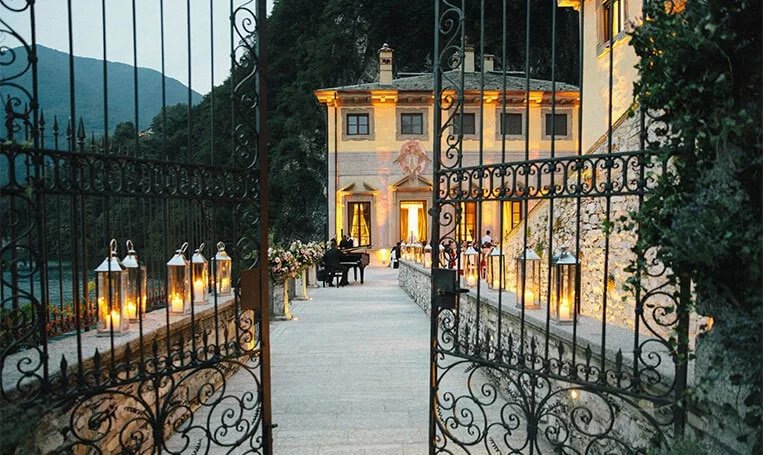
{"left": 267, "top": 241, "right": 326, "bottom": 283}
{"left": 289, "top": 240, "right": 326, "bottom": 267}
{"left": 268, "top": 246, "right": 300, "bottom": 283}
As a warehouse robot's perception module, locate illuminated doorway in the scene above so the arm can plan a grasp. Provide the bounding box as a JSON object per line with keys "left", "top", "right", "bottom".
{"left": 399, "top": 201, "right": 427, "bottom": 243}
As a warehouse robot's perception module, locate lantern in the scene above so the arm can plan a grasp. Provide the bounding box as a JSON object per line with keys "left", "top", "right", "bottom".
{"left": 414, "top": 243, "right": 423, "bottom": 263}
{"left": 400, "top": 242, "right": 408, "bottom": 261}
{"left": 487, "top": 247, "right": 505, "bottom": 290}
{"left": 462, "top": 246, "right": 479, "bottom": 288}
{"left": 423, "top": 243, "right": 432, "bottom": 268}
{"left": 167, "top": 242, "right": 191, "bottom": 314}
{"left": 191, "top": 243, "right": 209, "bottom": 305}
{"left": 95, "top": 239, "right": 129, "bottom": 335}
{"left": 122, "top": 240, "right": 147, "bottom": 321}
{"left": 551, "top": 248, "right": 578, "bottom": 323}
{"left": 516, "top": 248, "right": 541, "bottom": 309}
{"left": 213, "top": 242, "right": 233, "bottom": 296}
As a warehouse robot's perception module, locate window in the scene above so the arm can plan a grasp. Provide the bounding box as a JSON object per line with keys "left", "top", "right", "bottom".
{"left": 502, "top": 201, "right": 524, "bottom": 234}
{"left": 347, "top": 114, "right": 369, "bottom": 136}
{"left": 458, "top": 202, "right": 478, "bottom": 242}
{"left": 400, "top": 113, "right": 424, "bottom": 135}
{"left": 500, "top": 113, "right": 523, "bottom": 136}
{"left": 601, "top": 0, "right": 623, "bottom": 43}
{"left": 544, "top": 113, "right": 568, "bottom": 137}
{"left": 400, "top": 201, "right": 427, "bottom": 243}
{"left": 454, "top": 113, "right": 476, "bottom": 135}
{"left": 348, "top": 202, "right": 371, "bottom": 246}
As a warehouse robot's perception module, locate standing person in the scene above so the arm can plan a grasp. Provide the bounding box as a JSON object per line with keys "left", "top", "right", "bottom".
{"left": 391, "top": 241, "right": 401, "bottom": 269}
{"left": 481, "top": 230, "right": 493, "bottom": 248}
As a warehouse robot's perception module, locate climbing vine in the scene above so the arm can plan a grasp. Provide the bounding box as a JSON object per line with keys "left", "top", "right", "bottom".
{"left": 629, "top": 0, "right": 761, "bottom": 451}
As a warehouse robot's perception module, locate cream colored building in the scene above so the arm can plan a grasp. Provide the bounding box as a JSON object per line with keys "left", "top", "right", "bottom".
{"left": 315, "top": 45, "right": 580, "bottom": 266}
{"left": 560, "top": 0, "right": 641, "bottom": 153}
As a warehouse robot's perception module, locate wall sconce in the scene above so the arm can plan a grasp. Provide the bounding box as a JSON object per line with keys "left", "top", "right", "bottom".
{"left": 95, "top": 239, "right": 129, "bottom": 335}
{"left": 487, "top": 247, "right": 505, "bottom": 290}
{"left": 551, "top": 248, "right": 578, "bottom": 324}
{"left": 191, "top": 243, "right": 209, "bottom": 305}
{"left": 122, "top": 240, "right": 147, "bottom": 321}
{"left": 167, "top": 242, "right": 191, "bottom": 315}
{"left": 516, "top": 248, "right": 541, "bottom": 309}
{"left": 214, "top": 242, "right": 233, "bottom": 296}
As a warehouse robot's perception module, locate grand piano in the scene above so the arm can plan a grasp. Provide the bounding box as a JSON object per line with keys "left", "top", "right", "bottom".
{"left": 339, "top": 245, "right": 371, "bottom": 284}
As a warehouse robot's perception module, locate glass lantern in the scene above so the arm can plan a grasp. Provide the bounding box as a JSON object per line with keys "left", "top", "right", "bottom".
{"left": 95, "top": 239, "right": 129, "bottom": 335}
{"left": 167, "top": 242, "right": 191, "bottom": 315}
{"left": 415, "top": 243, "right": 423, "bottom": 263}
{"left": 551, "top": 249, "right": 578, "bottom": 323}
{"left": 214, "top": 242, "right": 233, "bottom": 296}
{"left": 423, "top": 243, "right": 432, "bottom": 268}
{"left": 462, "top": 245, "right": 479, "bottom": 288}
{"left": 122, "top": 240, "right": 147, "bottom": 321}
{"left": 191, "top": 243, "right": 209, "bottom": 305}
{"left": 487, "top": 247, "right": 505, "bottom": 290}
{"left": 516, "top": 248, "right": 542, "bottom": 309}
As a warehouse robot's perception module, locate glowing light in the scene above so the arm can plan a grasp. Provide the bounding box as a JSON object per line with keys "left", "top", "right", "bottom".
{"left": 125, "top": 299, "right": 137, "bottom": 320}
{"left": 109, "top": 310, "right": 121, "bottom": 329}
{"left": 171, "top": 294, "right": 184, "bottom": 314}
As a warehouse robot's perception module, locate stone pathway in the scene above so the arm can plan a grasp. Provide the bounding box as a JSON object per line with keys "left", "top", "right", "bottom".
{"left": 271, "top": 266, "right": 430, "bottom": 454}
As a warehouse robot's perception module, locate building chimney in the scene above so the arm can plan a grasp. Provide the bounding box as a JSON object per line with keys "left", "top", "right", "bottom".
{"left": 379, "top": 43, "right": 394, "bottom": 85}
{"left": 483, "top": 54, "right": 495, "bottom": 72}
{"left": 464, "top": 44, "right": 475, "bottom": 73}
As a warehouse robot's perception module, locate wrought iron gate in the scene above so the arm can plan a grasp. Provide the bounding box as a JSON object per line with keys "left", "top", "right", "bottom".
{"left": 1, "top": 1, "right": 272, "bottom": 453}
{"left": 428, "top": 1, "right": 690, "bottom": 453}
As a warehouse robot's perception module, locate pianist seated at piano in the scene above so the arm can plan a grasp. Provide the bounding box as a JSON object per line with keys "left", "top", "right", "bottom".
{"left": 324, "top": 239, "right": 349, "bottom": 286}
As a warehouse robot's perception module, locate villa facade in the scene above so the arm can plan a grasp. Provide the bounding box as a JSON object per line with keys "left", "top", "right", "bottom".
{"left": 315, "top": 45, "right": 580, "bottom": 265}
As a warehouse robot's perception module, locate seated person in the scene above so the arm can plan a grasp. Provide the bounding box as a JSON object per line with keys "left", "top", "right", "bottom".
{"left": 324, "top": 239, "right": 349, "bottom": 286}
{"left": 339, "top": 234, "right": 354, "bottom": 249}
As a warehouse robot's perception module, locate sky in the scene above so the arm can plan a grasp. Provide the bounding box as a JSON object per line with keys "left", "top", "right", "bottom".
{"left": 2, "top": 0, "right": 275, "bottom": 95}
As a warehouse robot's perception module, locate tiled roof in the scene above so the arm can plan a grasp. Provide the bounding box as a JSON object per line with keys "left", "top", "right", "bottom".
{"left": 319, "top": 70, "right": 579, "bottom": 92}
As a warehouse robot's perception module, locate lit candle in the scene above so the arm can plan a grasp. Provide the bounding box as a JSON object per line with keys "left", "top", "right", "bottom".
{"left": 98, "top": 297, "right": 107, "bottom": 318}
{"left": 221, "top": 277, "right": 230, "bottom": 292}
{"left": 524, "top": 289, "right": 534, "bottom": 305}
{"left": 466, "top": 273, "right": 477, "bottom": 287}
{"left": 110, "top": 309, "right": 121, "bottom": 329}
{"left": 125, "top": 299, "right": 137, "bottom": 320}
{"left": 560, "top": 297, "right": 571, "bottom": 319}
{"left": 171, "top": 294, "right": 184, "bottom": 313}
{"left": 492, "top": 280, "right": 499, "bottom": 289}
{"left": 193, "top": 279, "right": 205, "bottom": 301}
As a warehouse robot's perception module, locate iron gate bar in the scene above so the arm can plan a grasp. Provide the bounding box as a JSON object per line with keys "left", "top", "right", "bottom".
{"left": 0, "top": 0, "right": 272, "bottom": 452}
{"left": 429, "top": 0, "right": 689, "bottom": 453}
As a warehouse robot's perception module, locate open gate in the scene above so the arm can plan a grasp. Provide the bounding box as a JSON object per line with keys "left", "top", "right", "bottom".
{"left": 1, "top": 1, "right": 272, "bottom": 453}
{"left": 428, "top": 1, "right": 690, "bottom": 453}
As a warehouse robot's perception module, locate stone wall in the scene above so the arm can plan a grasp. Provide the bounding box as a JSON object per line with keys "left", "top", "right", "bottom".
{"left": 10, "top": 298, "right": 257, "bottom": 454}
{"left": 398, "top": 259, "right": 663, "bottom": 450}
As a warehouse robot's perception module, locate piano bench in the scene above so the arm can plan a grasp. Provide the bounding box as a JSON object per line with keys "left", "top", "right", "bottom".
{"left": 323, "top": 269, "right": 345, "bottom": 287}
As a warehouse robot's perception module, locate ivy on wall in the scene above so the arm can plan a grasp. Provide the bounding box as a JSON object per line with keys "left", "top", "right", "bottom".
{"left": 629, "top": 0, "right": 761, "bottom": 451}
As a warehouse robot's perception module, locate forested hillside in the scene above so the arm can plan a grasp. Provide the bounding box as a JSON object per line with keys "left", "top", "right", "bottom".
{"left": 2, "top": 45, "right": 201, "bottom": 136}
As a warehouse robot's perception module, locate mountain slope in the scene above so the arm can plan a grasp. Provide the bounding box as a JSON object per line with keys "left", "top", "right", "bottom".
{"left": 2, "top": 45, "right": 202, "bottom": 136}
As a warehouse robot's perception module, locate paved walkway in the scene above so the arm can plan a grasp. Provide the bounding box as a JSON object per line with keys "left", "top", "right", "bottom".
{"left": 271, "top": 266, "right": 430, "bottom": 454}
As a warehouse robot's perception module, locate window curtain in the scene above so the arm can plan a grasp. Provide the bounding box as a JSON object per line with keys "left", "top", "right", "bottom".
{"left": 359, "top": 203, "right": 370, "bottom": 245}
{"left": 417, "top": 206, "right": 426, "bottom": 243}
{"left": 400, "top": 207, "right": 408, "bottom": 242}
{"left": 350, "top": 202, "right": 371, "bottom": 245}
